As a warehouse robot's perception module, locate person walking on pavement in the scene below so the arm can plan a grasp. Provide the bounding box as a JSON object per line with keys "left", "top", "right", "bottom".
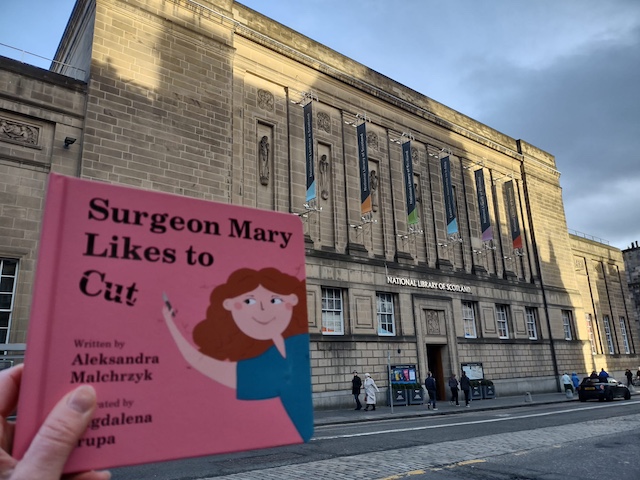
{"left": 363, "top": 373, "right": 380, "bottom": 411}
{"left": 625, "top": 368, "right": 633, "bottom": 387}
{"left": 351, "top": 370, "right": 362, "bottom": 410}
{"left": 425, "top": 372, "right": 437, "bottom": 410}
{"left": 561, "top": 372, "right": 573, "bottom": 392}
{"left": 571, "top": 372, "right": 580, "bottom": 390}
{"left": 448, "top": 373, "right": 460, "bottom": 406}
{"left": 459, "top": 371, "right": 471, "bottom": 407}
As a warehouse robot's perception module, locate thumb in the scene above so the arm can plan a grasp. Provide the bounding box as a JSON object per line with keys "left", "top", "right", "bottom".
{"left": 13, "top": 385, "right": 97, "bottom": 479}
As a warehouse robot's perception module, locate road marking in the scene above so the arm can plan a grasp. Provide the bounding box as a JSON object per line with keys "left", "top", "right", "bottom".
{"left": 312, "top": 400, "right": 640, "bottom": 440}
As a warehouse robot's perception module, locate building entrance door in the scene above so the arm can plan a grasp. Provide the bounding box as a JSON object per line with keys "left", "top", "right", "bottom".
{"left": 426, "top": 344, "right": 445, "bottom": 401}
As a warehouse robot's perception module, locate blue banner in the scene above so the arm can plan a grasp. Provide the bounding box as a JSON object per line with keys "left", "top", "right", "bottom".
{"left": 504, "top": 180, "right": 522, "bottom": 250}
{"left": 402, "top": 142, "right": 418, "bottom": 226}
{"left": 303, "top": 102, "right": 316, "bottom": 203}
{"left": 474, "top": 169, "right": 493, "bottom": 242}
{"left": 357, "top": 123, "right": 372, "bottom": 215}
{"left": 441, "top": 156, "right": 458, "bottom": 236}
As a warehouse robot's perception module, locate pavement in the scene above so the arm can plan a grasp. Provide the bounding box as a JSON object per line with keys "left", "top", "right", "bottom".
{"left": 313, "top": 388, "right": 639, "bottom": 426}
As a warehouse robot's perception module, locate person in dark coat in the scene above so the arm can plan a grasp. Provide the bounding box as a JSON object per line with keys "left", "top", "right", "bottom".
{"left": 625, "top": 369, "right": 633, "bottom": 387}
{"left": 598, "top": 368, "right": 609, "bottom": 383}
{"left": 459, "top": 371, "right": 471, "bottom": 407}
{"left": 351, "top": 371, "right": 362, "bottom": 410}
{"left": 425, "top": 372, "right": 437, "bottom": 410}
{"left": 448, "top": 373, "right": 460, "bottom": 406}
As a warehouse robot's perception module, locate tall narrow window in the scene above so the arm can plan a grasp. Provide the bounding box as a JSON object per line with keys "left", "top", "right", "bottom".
{"left": 525, "top": 307, "right": 538, "bottom": 340}
{"left": 496, "top": 305, "right": 509, "bottom": 339}
{"left": 0, "top": 258, "right": 19, "bottom": 344}
{"left": 561, "top": 310, "right": 573, "bottom": 341}
{"left": 377, "top": 293, "right": 395, "bottom": 336}
{"left": 585, "top": 313, "right": 597, "bottom": 354}
{"left": 321, "top": 287, "right": 344, "bottom": 335}
{"left": 602, "top": 315, "right": 614, "bottom": 354}
{"left": 462, "top": 301, "right": 477, "bottom": 338}
{"left": 619, "top": 317, "right": 630, "bottom": 354}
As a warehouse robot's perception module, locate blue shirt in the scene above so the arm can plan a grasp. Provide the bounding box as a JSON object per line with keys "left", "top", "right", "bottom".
{"left": 237, "top": 334, "right": 313, "bottom": 442}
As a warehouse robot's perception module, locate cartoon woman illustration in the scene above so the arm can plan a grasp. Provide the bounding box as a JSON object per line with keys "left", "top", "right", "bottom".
{"left": 162, "top": 267, "right": 313, "bottom": 442}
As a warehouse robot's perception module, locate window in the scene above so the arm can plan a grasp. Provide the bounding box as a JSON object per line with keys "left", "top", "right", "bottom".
{"left": 619, "top": 317, "right": 630, "bottom": 354}
{"left": 377, "top": 293, "right": 395, "bottom": 336}
{"left": 462, "top": 301, "right": 477, "bottom": 338}
{"left": 0, "top": 258, "right": 19, "bottom": 344}
{"left": 602, "top": 315, "right": 614, "bottom": 354}
{"left": 561, "top": 310, "right": 573, "bottom": 341}
{"left": 496, "top": 305, "right": 509, "bottom": 339}
{"left": 321, "top": 287, "right": 344, "bottom": 335}
{"left": 585, "top": 314, "right": 597, "bottom": 354}
{"left": 525, "top": 307, "right": 538, "bottom": 340}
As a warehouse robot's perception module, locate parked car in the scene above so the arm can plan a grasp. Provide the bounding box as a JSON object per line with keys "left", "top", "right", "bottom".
{"left": 577, "top": 377, "right": 631, "bottom": 402}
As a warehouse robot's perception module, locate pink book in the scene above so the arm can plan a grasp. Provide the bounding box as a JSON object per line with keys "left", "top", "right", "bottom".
{"left": 14, "top": 173, "right": 313, "bottom": 473}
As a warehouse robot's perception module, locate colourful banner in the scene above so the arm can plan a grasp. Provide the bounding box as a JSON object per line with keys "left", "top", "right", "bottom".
{"left": 402, "top": 142, "right": 418, "bottom": 225}
{"left": 440, "top": 156, "right": 458, "bottom": 236}
{"left": 474, "top": 169, "right": 493, "bottom": 242}
{"left": 357, "top": 123, "right": 372, "bottom": 216}
{"left": 504, "top": 180, "right": 523, "bottom": 249}
{"left": 303, "top": 102, "right": 316, "bottom": 203}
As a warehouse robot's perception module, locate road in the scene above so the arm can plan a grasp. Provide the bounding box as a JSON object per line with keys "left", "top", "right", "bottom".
{"left": 111, "top": 400, "right": 640, "bottom": 479}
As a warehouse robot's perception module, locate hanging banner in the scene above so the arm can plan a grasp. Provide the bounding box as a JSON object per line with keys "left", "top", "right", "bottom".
{"left": 303, "top": 102, "right": 316, "bottom": 204}
{"left": 357, "top": 123, "right": 372, "bottom": 216}
{"left": 440, "top": 156, "right": 458, "bottom": 236}
{"left": 474, "top": 169, "right": 493, "bottom": 242}
{"left": 504, "top": 180, "right": 523, "bottom": 250}
{"left": 402, "top": 142, "right": 418, "bottom": 225}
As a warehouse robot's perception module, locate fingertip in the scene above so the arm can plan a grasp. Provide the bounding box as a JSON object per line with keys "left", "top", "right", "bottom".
{"left": 67, "top": 385, "right": 97, "bottom": 414}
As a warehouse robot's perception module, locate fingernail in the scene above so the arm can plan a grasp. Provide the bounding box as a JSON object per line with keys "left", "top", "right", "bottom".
{"left": 67, "top": 385, "right": 96, "bottom": 413}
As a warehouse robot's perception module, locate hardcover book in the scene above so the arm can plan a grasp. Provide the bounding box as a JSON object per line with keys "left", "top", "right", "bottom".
{"left": 14, "top": 173, "right": 313, "bottom": 473}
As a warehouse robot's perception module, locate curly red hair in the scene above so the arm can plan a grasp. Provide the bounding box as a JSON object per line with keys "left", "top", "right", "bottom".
{"left": 192, "top": 268, "right": 308, "bottom": 361}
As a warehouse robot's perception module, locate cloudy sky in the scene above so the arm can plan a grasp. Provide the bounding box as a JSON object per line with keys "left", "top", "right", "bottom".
{"left": 2, "top": 0, "right": 639, "bottom": 250}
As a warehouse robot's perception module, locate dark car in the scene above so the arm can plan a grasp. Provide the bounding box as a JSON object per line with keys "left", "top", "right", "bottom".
{"left": 577, "top": 377, "right": 631, "bottom": 402}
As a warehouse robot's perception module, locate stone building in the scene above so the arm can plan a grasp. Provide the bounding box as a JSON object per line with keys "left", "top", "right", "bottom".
{"left": 1, "top": 0, "right": 638, "bottom": 407}
{"left": 623, "top": 241, "right": 640, "bottom": 329}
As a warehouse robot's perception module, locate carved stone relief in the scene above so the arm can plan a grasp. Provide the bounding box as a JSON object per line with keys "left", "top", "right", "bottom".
{"left": 257, "top": 89, "right": 274, "bottom": 111}
{"left": 317, "top": 112, "right": 331, "bottom": 133}
{"left": 258, "top": 135, "right": 270, "bottom": 185}
{"left": 319, "top": 154, "right": 330, "bottom": 200}
{"left": 0, "top": 117, "right": 40, "bottom": 145}
{"left": 369, "top": 168, "right": 379, "bottom": 212}
{"left": 366, "top": 131, "right": 379, "bottom": 151}
{"left": 426, "top": 310, "right": 441, "bottom": 335}
{"left": 411, "top": 147, "right": 419, "bottom": 165}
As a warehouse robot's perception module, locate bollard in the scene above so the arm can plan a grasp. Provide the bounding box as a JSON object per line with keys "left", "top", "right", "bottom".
{"left": 524, "top": 392, "right": 533, "bottom": 403}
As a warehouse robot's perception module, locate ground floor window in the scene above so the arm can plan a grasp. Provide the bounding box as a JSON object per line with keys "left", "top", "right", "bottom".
{"left": 0, "top": 258, "right": 19, "bottom": 344}
{"left": 619, "top": 317, "right": 630, "bottom": 354}
{"left": 496, "top": 304, "right": 509, "bottom": 339}
{"left": 462, "top": 301, "right": 477, "bottom": 338}
{"left": 561, "top": 310, "right": 573, "bottom": 341}
{"left": 376, "top": 293, "right": 395, "bottom": 336}
{"left": 602, "top": 315, "right": 614, "bottom": 353}
{"left": 525, "top": 307, "right": 538, "bottom": 340}
{"left": 321, "top": 287, "right": 344, "bottom": 335}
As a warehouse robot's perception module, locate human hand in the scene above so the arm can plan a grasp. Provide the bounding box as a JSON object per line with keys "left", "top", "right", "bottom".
{"left": 0, "top": 364, "right": 111, "bottom": 480}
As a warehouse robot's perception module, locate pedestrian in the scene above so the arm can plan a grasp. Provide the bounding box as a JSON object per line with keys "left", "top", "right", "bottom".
{"left": 598, "top": 368, "right": 609, "bottom": 383}
{"left": 363, "top": 373, "right": 380, "bottom": 411}
{"left": 571, "top": 372, "right": 580, "bottom": 390}
{"left": 589, "top": 370, "right": 598, "bottom": 379}
{"left": 561, "top": 372, "right": 573, "bottom": 392}
{"left": 459, "top": 371, "right": 471, "bottom": 407}
{"left": 625, "top": 369, "right": 633, "bottom": 387}
{"left": 448, "top": 373, "right": 460, "bottom": 406}
{"left": 425, "top": 372, "right": 437, "bottom": 410}
{"left": 352, "top": 370, "right": 362, "bottom": 410}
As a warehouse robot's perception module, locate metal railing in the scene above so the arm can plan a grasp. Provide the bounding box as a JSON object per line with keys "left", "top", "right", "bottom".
{"left": 568, "top": 229, "right": 610, "bottom": 245}
{"left": 0, "top": 42, "right": 86, "bottom": 80}
{"left": 0, "top": 343, "right": 26, "bottom": 370}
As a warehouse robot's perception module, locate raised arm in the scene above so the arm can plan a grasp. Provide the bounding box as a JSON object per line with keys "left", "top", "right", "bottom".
{"left": 162, "top": 306, "right": 237, "bottom": 389}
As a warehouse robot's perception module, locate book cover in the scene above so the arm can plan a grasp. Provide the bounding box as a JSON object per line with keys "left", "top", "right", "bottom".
{"left": 14, "top": 173, "right": 313, "bottom": 473}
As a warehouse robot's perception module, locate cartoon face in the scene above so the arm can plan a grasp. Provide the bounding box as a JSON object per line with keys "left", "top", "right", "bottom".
{"left": 222, "top": 285, "right": 298, "bottom": 340}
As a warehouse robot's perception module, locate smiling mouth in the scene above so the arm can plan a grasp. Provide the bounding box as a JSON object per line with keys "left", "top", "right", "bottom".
{"left": 252, "top": 316, "right": 275, "bottom": 325}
